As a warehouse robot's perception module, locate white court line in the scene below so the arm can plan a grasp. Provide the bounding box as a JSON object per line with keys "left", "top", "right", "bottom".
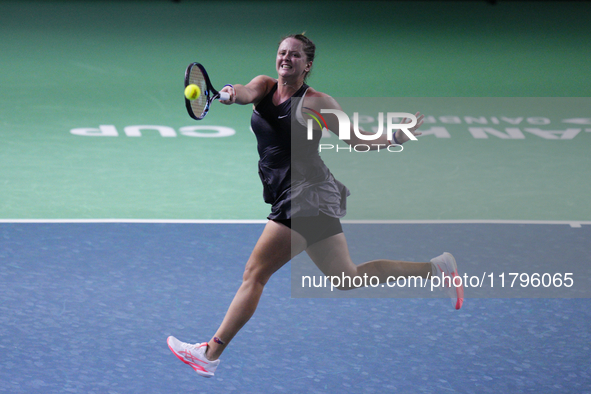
{"left": 0, "top": 219, "right": 589, "bottom": 228}
{"left": 0, "top": 219, "right": 267, "bottom": 224}
{"left": 343, "top": 220, "right": 591, "bottom": 228}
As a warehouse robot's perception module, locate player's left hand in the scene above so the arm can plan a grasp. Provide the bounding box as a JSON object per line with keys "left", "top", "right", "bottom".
{"left": 395, "top": 112, "right": 425, "bottom": 144}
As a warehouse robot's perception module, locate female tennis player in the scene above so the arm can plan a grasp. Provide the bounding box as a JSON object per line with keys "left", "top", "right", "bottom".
{"left": 167, "top": 34, "right": 464, "bottom": 378}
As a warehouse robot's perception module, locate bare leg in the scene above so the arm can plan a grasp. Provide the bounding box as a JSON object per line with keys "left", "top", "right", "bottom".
{"left": 306, "top": 233, "right": 431, "bottom": 289}
{"left": 205, "top": 220, "right": 307, "bottom": 360}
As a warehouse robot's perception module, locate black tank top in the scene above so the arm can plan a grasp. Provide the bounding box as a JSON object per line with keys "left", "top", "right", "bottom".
{"left": 251, "top": 82, "right": 349, "bottom": 220}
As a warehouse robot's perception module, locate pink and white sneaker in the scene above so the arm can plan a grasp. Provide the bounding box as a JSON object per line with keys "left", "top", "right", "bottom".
{"left": 167, "top": 336, "right": 220, "bottom": 378}
{"left": 431, "top": 252, "right": 464, "bottom": 310}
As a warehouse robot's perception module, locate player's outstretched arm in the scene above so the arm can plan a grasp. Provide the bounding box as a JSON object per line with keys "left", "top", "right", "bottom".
{"left": 303, "top": 90, "right": 425, "bottom": 149}
{"left": 219, "top": 75, "right": 276, "bottom": 106}
{"left": 341, "top": 111, "right": 424, "bottom": 147}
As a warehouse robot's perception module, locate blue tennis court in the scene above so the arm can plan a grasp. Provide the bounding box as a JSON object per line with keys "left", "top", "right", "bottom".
{"left": 1, "top": 222, "right": 590, "bottom": 393}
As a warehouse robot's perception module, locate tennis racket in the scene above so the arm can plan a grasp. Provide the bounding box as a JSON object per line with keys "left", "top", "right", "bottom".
{"left": 184, "top": 62, "right": 230, "bottom": 120}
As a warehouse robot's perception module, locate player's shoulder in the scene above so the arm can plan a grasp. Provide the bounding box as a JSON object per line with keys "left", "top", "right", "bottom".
{"left": 247, "top": 75, "right": 277, "bottom": 105}
{"left": 303, "top": 87, "right": 339, "bottom": 110}
{"left": 304, "top": 87, "right": 330, "bottom": 98}
{"left": 250, "top": 75, "right": 277, "bottom": 88}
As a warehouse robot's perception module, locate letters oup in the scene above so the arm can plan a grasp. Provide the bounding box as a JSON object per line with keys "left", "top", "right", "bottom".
{"left": 306, "top": 110, "right": 418, "bottom": 142}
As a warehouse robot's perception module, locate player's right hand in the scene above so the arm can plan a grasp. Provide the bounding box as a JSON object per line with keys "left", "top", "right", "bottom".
{"left": 220, "top": 85, "right": 236, "bottom": 105}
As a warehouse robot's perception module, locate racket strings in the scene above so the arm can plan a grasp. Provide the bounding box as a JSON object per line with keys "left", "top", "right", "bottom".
{"left": 188, "top": 67, "right": 208, "bottom": 117}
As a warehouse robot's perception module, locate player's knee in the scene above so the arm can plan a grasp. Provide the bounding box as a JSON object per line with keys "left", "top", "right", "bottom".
{"left": 334, "top": 282, "right": 361, "bottom": 291}
{"left": 335, "top": 285, "right": 353, "bottom": 291}
{"left": 328, "top": 270, "right": 362, "bottom": 291}
{"left": 242, "top": 259, "right": 271, "bottom": 286}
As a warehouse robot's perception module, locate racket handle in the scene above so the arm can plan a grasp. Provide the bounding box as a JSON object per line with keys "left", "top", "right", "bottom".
{"left": 218, "top": 91, "right": 230, "bottom": 101}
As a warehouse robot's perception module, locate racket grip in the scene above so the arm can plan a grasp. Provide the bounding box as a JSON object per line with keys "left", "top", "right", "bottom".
{"left": 219, "top": 91, "right": 230, "bottom": 101}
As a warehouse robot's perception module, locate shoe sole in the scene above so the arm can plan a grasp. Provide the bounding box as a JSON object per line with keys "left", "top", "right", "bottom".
{"left": 167, "top": 336, "right": 214, "bottom": 378}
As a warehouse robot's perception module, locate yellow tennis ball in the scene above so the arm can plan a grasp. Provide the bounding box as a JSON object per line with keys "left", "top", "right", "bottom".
{"left": 185, "top": 84, "right": 201, "bottom": 100}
